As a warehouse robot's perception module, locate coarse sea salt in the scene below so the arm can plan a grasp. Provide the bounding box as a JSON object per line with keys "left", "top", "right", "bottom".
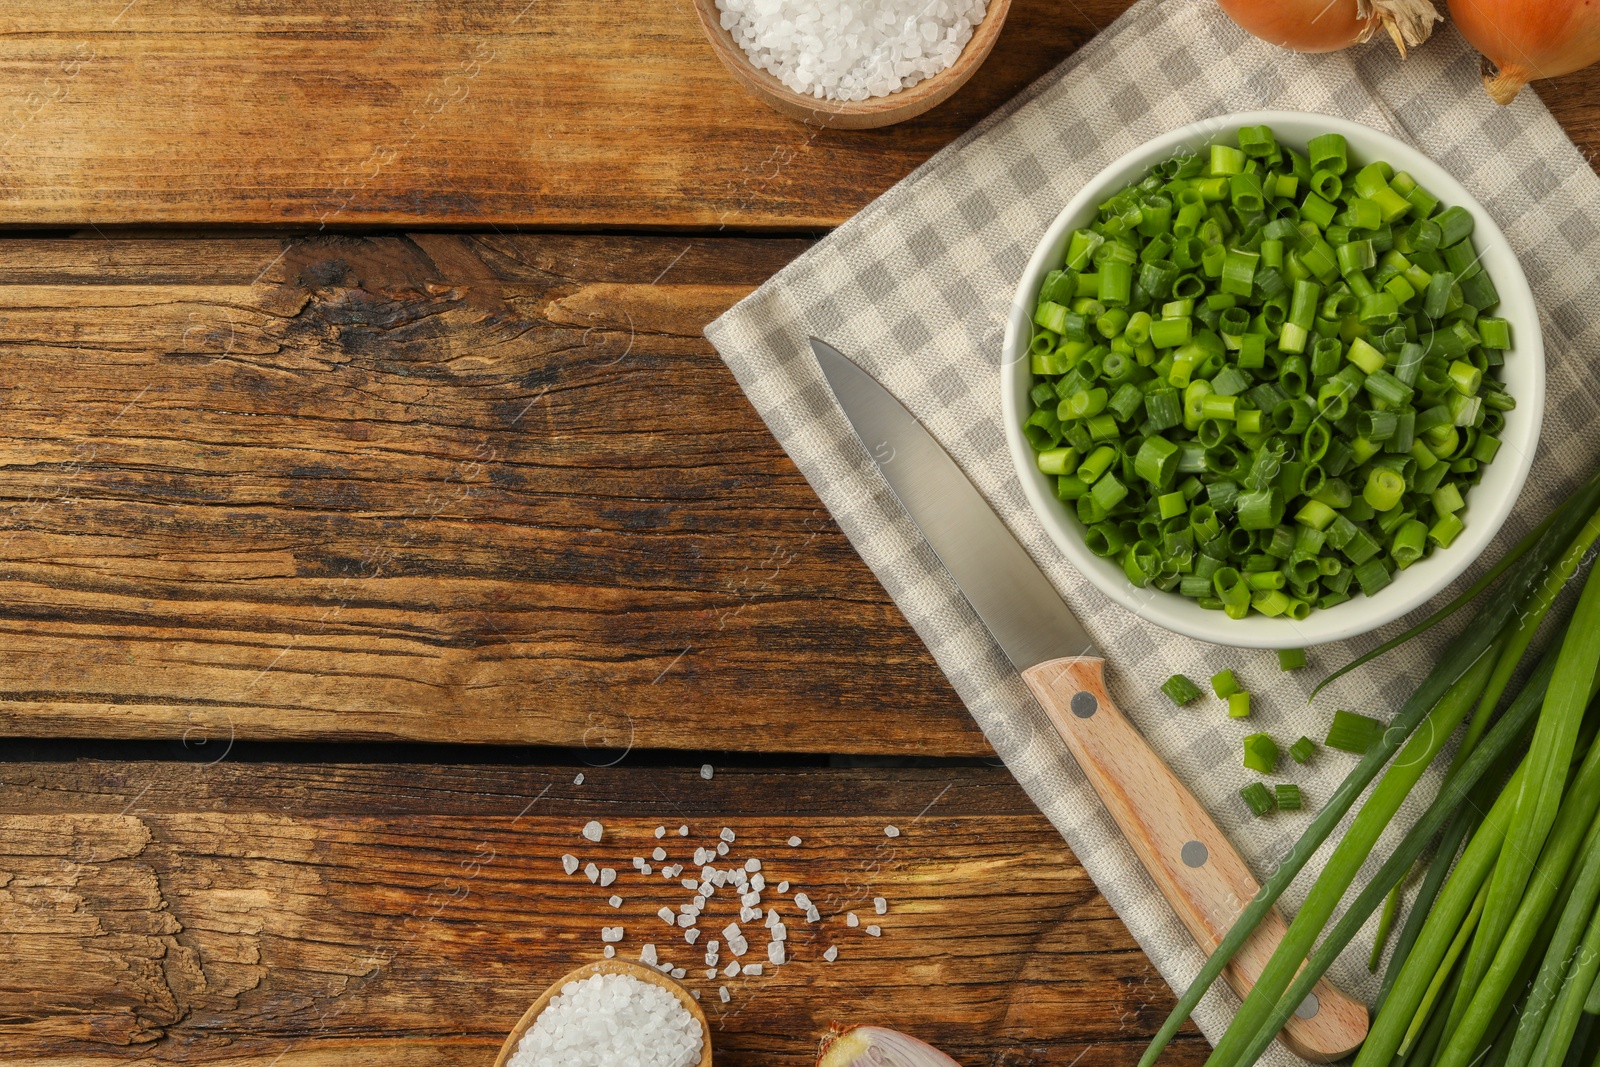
{"left": 714, "top": 0, "right": 988, "bottom": 102}
{"left": 582, "top": 821, "right": 604, "bottom": 843}
{"left": 510, "top": 971, "right": 702, "bottom": 1067}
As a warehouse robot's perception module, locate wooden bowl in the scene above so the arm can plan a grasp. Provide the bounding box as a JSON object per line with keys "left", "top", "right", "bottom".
{"left": 492, "top": 959, "right": 712, "bottom": 1067}
{"left": 689, "top": 0, "right": 1012, "bottom": 129}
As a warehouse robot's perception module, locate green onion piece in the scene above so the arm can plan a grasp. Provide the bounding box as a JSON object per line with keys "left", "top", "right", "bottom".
{"left": 1240, "top": 781, "right": 1275, "bottom": 817}
{"left": 1326, "top": 709, "right": 1386, "bottom": 754}
{"left": 1288, "top": 736, "right": 1316, "bottom": 764}
{"left": 1275, "top": 784, "right": 1303, "bottom": 811}
{"left": 1161, "top": 673, "right": 1203, "bottom": 706}
{"left": 1243, "top": 733, "right": 1280, "bottom": 774}
{"left": 1210, "top": 668, "right": 1240, "bottom": 699}
{"left": 1228, "top": 691, "right": 1252, "bottom": 719}
{"left": 1277, "top": 647, "right": 1307, "bottom": 671}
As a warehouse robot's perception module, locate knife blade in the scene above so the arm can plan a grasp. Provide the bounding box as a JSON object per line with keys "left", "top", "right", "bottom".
{"left": 811, "top": 337, "right": 1367, "bottom": 1061}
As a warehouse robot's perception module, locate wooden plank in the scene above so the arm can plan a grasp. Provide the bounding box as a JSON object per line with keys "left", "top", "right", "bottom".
{"left": 0, "top": 233, "right": 988, "bottom": 754}
{"left": 0, "top": 0, "right": 1105, "bottom": 230}
{"left": 0, "top": 760, "right": 1211, "bottom": 1066}
{"left": 2, "top": 2, "right": 1599, "bottom": 230}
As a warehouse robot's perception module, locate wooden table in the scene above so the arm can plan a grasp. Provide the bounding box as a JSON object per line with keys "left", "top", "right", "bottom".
{"left": 2, "top": 3, "right": 1597, "bottom": 1063}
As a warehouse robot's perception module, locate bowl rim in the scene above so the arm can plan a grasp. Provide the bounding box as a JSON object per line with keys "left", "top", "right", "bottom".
{"left": 1000, "top": 109, "right": 1546, "bottom": 649}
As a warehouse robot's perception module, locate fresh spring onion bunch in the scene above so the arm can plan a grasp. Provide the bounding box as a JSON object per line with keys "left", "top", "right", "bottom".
{"left": 1138, "top": 471, "right": 1600, "bottom": 1067}
{"left": 1023, "top": 124, "right": 1514, "bottom": 620}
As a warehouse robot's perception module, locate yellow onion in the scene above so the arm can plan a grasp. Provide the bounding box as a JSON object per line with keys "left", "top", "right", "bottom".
{"left": 1217, "top": 0, "right": 1441, "bottom": 56}
{"left": 1448, "top": 0, "right": 1600, "bottom": 104}
{"left": 817, "top": 1024, "right": 964, "bottom": 1067}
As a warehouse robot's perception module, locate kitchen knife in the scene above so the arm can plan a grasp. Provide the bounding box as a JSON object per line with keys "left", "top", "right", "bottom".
{"left": 810, "top": 337, "right": 1368, "bottom": 1061}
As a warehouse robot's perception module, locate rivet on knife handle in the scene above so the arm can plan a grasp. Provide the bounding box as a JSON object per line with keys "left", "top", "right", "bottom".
{"left": 1023, "top": 656, "right": 1369, "bottom": 1063}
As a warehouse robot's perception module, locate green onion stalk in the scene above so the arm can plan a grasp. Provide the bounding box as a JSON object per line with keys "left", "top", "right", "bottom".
{"left": 1139, "top": 474, "right": 1600, "bottom": 1067}
{"left": 1435, "top": 508, "right": 1600, "bottom": 1067}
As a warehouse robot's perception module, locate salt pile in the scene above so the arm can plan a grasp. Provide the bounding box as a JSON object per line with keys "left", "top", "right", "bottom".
{"left": 511, "top": 971, "right": 703, "bottom": 1067}
{"left": 714, "top": 0, "right": 989, "bottom": 102}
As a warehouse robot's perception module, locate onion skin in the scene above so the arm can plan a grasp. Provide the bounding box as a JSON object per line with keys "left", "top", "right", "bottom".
{"left": 1447, "top": 0, "right": 1600, "bottom": 104}
{"left": 1217, "top": 0, "right": 1440, "bottom": 55}
{"left": 817, "top": 1024, "right": 964, "bottom": 1067}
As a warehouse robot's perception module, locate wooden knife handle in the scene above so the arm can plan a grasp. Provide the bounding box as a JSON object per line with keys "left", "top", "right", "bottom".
{"left": 1022, "top": 656, "right": 1368, "bottom": 1062}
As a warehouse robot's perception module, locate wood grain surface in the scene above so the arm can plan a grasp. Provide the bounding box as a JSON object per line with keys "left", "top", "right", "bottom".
{"left": 10, "top": 0, "right": 1595, "bottom": 230}
{"left": 0, "top": 760, "right": 1212, "bottom": 1066}
{"left": 0, "top": 0, "right": 1116, "bottom": 230}
{"left": 0, "top": 233, "right": 988, "bottom": 754}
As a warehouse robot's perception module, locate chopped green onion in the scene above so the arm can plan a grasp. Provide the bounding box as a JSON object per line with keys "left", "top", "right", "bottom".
{"left": 1026, "top": 124, "right": 1511, "bottom": 624}
{"left": 1210, "top": 668, "right": 1240, "bottom": 699}
{"left": 1161, "top": 673, "right": 1203, "bottom": 706}
{"left": 1277, "top": 647, "right": 1307, "bottom": 671}
{"left": 1240, "top": 781, "right": 1275, "bottom": 817}
{"left": 1275, "top": 784, "right": 1303, "bottom": 811}
{"left": 1228, "top": 691, "right": 1252, "bottom": 719}
{"left": 1289, "top": 736, "right": 1317, "bottom": 764}
{"left": 1326, "top": 709, "right": 1387, "bottom": 754}
{"left": 1243, "top": 733, "right": 1280, "bottom": 774}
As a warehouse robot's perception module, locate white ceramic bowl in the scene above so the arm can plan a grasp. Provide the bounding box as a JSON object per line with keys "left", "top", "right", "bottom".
{"left": 1001, "top": 111, "right": 1544, "bottom": 649}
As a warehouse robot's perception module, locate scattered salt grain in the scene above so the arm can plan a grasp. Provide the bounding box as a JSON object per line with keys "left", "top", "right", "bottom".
{"left": 671, "top": 967, "right": 686, "bottom": 980}
{"left": 653, "top": 847, "right": 667, "bottom": 862}
{"left": 773, "top": 924, "right": 787, "bottom": 941}
{"left": 585, "top": 862, "right": 600, "bottom": 884}
{"left": 681, "top": 877, "right": 699, "bottom": 891}
{"left": 716, "top": 842, "right": 729, "bottom": 856}
{"left": 805, "top": 906, "right": 821, "bottom": 923}
{"left": 633, "top": 857, "right": 646, "bottom": 870}
{"left": 724, "top": 960, "right": 740, "bottom": 978}
{"left": 600, "top": 868, "right": 617, "bottom": 887}
{"left": 765, "top": 910, "right": 780, "bottom": 929}
{"left": 768, "top": 941, "right": 786, "bottom": 965}
{"left": 720, "top": 827, "right": 736, "bottom": 843}
{"left": 691, "top": 989, "right": 700, "bottom": 1000}
{"left": 867, "top": 925, "right": 882, "bottom": 937}
{"left": 741, "top": 891, "right": 761, "bottom": 907}
{"left": 609, "top": 895, "right": 623, "bottom": 909}
{"left": 573, "top": 772, "right": 584, "bottom": 785}
{"left": 744, "top": 858, "right": 762, "bottom": 872}
{"left": 601, "top": 926, "right": 624, "bottom": 942}
{"left": 719, "top": 986, "right": 730, "bottom": 1003}
{"left": 694, "top": 847, "right": 709, "bottom": 865}
{"left": 750, "top": 874, "right": 765, "bottom": 892}
{"left": 875, "top": 896, "right": 888, "bottom": 915}
{"left": 824, "top": 946, "right": 839, "bottom": 962}
{"left": 640, "top": 943, "right": 658, "bottom": 966}
{"left": 561, "top": 854, "right": 579, "bottom": 876}
{"left": 604, "top": 945, "right": 615, "bottom": 958}
{"left": 686, "top": 928, "right": 701, "bottom": 945}
{"left": 655, "top": 826, "right": 667, "bottom": 839}
{"left": 582, "top": 820, "right": 604, "bottom": 843}
{"left": 742, "top": 963, "right": 763, "bottom": 976}
{"left": 884, "top": 825, "right": 901, "bottom": 838}
{"left": 713, "top": 0, "right": 988, "bottom": 103}
{"left": 642, "top": 864, "right": 654, "bottom": 876}
{"left": 678, "top": 825, "right": 689, "bottom": 836}
{"left": 787, "top": 836, "right": 802, "bottom": 847}
{"left": 511, "top": 970, "right": 702, "bottom": 1067}
{"left": 678, "top": 914, "right": 696, "bottom": 928}
{"left": 847, "top": 912, "right": 859, "bottom": 927}
{"left": 794, "top": 892, "right": 811, "bottom": 909}
{"left": 701, "top": 764, "right": 714, "bottom": 780}
{"left": 722, "top": 923, "right": 742, "bottom": 939}
{"left": 658, "top": 907, "right": 677, "bottom": 926}
{"left": 777, "top": 880, "right": 789, "bottom": 893}
{"left": 706, "top": 967, "right": 718, "bottom": 979}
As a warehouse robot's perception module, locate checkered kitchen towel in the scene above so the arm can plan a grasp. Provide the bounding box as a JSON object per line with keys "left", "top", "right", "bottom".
{"left": 705, "top": 0, "right": 1600, "bottom": 1059}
